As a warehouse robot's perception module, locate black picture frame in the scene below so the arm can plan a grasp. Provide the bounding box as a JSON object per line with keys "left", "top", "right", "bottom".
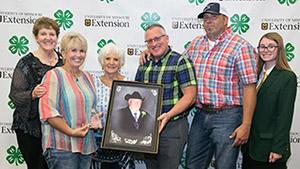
{"left": 101, "top": 80, "right": 163, "bottom": 154}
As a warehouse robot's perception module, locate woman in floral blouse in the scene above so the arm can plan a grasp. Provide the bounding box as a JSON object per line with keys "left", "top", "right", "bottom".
{"left": 91, "top": 43, "right": 135, "bottom": 169}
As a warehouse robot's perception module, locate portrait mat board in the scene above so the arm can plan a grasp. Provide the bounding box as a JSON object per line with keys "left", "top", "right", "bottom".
{"left": 101, "top": 80, "right": 162, "bottom": 154}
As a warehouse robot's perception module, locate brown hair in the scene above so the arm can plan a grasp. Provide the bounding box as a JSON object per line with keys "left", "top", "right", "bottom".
{"left": 257, "top": 32, "right": 292, "bottom": 73}
{"left": 32, "top": 17, "right": 60, "bottom": 37}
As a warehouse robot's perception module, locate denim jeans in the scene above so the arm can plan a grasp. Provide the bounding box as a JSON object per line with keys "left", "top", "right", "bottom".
{"left": 186, "top": 107, "right": 242, "bottom": 169}
{"left": 43, "top": 148, "right": 92, "bottom": 169}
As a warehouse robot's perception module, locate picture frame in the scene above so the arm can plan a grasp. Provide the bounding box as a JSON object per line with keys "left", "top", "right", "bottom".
{"left": 101, "top": 80, "right": 163, "bottom": 154}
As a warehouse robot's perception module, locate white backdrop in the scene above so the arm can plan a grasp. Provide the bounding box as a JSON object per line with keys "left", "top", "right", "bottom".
{"left": 1, "top": 0, "right": 299, "bottom": 168}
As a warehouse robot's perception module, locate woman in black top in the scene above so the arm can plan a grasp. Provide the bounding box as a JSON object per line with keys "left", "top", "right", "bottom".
{"left": 9, "top": 16, "right": 63, "bottom": 169}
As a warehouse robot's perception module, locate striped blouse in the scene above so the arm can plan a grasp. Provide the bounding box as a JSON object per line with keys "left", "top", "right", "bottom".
{"left": 39, "top": 67, "right": 97, "bottom": 155}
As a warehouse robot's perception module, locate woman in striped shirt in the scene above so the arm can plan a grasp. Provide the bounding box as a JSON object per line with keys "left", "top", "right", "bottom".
{"left": 39, "top": 32, "right": 98, "bottom": 169}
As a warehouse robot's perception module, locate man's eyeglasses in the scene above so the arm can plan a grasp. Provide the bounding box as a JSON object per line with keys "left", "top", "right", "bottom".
{"left": 145, "top": 34, "right": 166, "bottom": 45}
{"left": 257, "top": 45, "right": 279, "bottom": 52}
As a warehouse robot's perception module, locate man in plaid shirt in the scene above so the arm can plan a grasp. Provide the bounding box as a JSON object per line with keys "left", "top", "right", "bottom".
{"left": 184, "top": 2, "right": 257, "bottom": 169}
{"left": 135, "top": 23, "right": 197, "bottom": 169}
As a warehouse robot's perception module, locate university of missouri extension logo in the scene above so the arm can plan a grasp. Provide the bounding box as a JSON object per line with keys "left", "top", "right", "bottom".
{"left": 261, "top": 17, "right": 300, "bottom": 31}
{"left": 140, "top": 12, "right": 160, "bottom": 31}
{"left": 54, "top": 9, "right": 74, "bottom": 30}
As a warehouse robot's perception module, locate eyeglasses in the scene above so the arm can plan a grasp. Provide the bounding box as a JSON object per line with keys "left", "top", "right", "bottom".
{"left": 257, "top": 45, "right": 279, "bottom": 52}
{"left": 145, "top": 34, "right": 166, "bottom": 45}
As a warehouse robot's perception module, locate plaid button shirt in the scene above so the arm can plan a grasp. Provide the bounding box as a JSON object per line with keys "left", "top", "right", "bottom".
{"left": 184, "top": 28, "right": 257, "bottom": 108}
{"left": 135, "top": 48, "right": 197, "bottom": 114}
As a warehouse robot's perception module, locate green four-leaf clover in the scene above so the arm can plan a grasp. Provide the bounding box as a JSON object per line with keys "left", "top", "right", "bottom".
{"left": 6, "top": 145, "right": 24, "bottom": 166}
{"left": 184, "top": 41, "right": 191, "bottom": 49}
{"left": 230, "top": 14, "right": 250, "bottom": 34}
{"left": 8, "top": 100, "right": 16, "bottom": 109}
{"left": 140, "top": 12, "right": 160, "bottom": 31}
{"left": 97, "top": 39, "right": 115, "bottom": 53}
{"left": 285, "top": 42, "right": 295, "bottom": 61}
{"left": 278, "top": 0, "right": 297, "bottom": 6}
{"left": 8, "top": 36, "right": 29, "bottom": 56}
{"left": 188, "top": 0, "right": 205, "bottom": 5}
{"left": 179, "top": 148, "right": 187, "bottom": 168}
{"left": 54, "top": 10, "right": 74, "bottom": 30}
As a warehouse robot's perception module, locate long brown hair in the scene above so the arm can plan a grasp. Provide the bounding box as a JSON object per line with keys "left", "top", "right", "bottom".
{"left": 257, "top": 32, "right": 292, "bottom": 73}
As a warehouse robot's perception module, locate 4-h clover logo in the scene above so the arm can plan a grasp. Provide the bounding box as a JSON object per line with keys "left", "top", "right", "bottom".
{"left": 8, "top": 100, "right": 16, "bottom": 109}
{"left": 190, "top": 107, "right": 197, "bottom": 117}
{"left": 179, "top": 148, "right": 187, "bottom": 168}
{"left": 8, "top": 35, "right": 29, "bottom": 56}
{"left": 140, "top": 12, "right": 160, "bottom": 31}
{"left": 230, "top": 14, "right": 250, "bottom": 35}
{"left": 97, "top": 39, "right": 115, "bottom": 53}
{"left": 285, "top": 42, "right": 295, "bottom": 61}
{"left": 6, "top": 145, "right": 24, "bottom": 166}
{"left": 54, "top": 10, "right": 74, "bottom": 30}
{"left": 100, "top": 0, "right": 114, "bottom": 3}
{"left": 184, "top": 41, "right": 191, "bottom": 49}
{"left": 278, "top": 0, "right": 297, "bottom": 6}
{"left": 188, "top": 0, "right": 205, "bottom": 5}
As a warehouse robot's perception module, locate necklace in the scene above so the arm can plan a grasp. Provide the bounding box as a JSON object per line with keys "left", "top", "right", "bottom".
{"left": 48, "top": 56, "right": 58, "bottom": 66}
{"left": 62, "top": 66, "right": 82, "bottom": 81}
{"left": 34, "top": 50, "right": 57, "bottom": 66}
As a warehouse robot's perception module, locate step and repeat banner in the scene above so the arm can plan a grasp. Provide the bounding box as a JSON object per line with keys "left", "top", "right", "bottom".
{"left": 1, "top": 0, "right": 299, "bottom": 168}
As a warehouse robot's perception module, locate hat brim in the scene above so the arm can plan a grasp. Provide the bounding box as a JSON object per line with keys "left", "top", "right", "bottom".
{"left": 197, "top": 11, "right": 221, "bottom": 19}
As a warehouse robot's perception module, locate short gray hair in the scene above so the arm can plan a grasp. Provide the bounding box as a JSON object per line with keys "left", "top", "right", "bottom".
{"left": 98, "top": 43, "right": 125, "bottom": 67}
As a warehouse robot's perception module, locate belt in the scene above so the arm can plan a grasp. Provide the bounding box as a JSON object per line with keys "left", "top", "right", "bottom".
{"left": 170, "top": 111, "right": 189, "bottom": 121}
{"left": 201, "top": 104, "right": 240, "bottom": 113}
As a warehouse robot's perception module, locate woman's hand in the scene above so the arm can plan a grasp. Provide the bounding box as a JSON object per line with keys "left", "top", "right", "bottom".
{"left": 47, "top": 117, "right": 89, "bottom": 138}
{"left": 269, "top": 152, "right": 282, "bottom": 163}
{"left": 71, "top": 124, "right": 89, "bottom": 137}
{"left": 32, "top": 83, "right": 46, "bottom": 99}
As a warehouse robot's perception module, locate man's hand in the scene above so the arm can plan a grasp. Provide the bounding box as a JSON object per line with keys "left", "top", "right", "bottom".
{"left": 229, "top": 123, "right": 251, "bottom": 146}
{"left": 269, "top": 152, "right": 282, "bottom": 163}
{"left": 90, "top": 113, "right": 103, "bottom": 129}
{"left": 157, "top": 113, "right": 172, "bottom": 133}
{"left": 139, "top": 50, "right": 151, "bottom": 65}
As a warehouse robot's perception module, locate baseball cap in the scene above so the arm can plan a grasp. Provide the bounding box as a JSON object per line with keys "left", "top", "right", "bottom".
{"left": 198, "top": 2, "right": 229, "bottom": 19}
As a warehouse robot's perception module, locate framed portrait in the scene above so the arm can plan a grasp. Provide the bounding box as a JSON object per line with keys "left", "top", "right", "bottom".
{"left": 101, "top": 80, "right": 163, "bottom": 154}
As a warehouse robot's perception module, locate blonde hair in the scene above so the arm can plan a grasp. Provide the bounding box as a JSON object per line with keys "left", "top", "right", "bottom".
{"left": 60, "top": 32, "right": 88, "bottom": 55}
{"left": 257, "top": 32, "right": 292, "bottom": 73}
{"left": 98, "top": 43, "right": 125, "bottom": 67}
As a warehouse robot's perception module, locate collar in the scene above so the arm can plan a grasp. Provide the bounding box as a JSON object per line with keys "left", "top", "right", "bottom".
{"left": 205, "top": 27, "right": 233, "bottom": 44}
{"left": 151, "top": 46, "right": 172, "bottom": 65}
{"left": 262, "top": 64, "right": 275, "bottom": 76}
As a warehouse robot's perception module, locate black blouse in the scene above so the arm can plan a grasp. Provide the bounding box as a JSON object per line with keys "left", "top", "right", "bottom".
{"left": 9, "top": 52, "right": 63, "bottom": 138}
